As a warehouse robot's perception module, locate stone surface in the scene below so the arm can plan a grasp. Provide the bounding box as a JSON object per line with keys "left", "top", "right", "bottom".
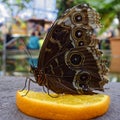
{"left": 0, "top": 76, "right": 120, "bottom": 120}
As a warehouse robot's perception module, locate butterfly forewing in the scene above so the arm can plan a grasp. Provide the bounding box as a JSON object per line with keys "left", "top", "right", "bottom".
{"left": 38, "top": 24, "right": 72, "bottom": 68}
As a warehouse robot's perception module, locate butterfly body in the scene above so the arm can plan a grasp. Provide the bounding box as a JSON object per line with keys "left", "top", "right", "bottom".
{"left": 31, "top": 4, "right": 108, "bottom": 95}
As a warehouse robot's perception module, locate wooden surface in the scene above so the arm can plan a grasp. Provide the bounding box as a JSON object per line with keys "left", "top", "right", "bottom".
{"left": 0, "top": 76, "right": 120, "bottom": 120}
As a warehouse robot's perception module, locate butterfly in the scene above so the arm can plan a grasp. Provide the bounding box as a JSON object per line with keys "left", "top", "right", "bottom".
{"left": 29, "top": 3, "right": 109, "bottom": 95}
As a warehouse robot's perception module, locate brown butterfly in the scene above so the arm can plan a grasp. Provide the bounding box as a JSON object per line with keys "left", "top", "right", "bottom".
{"left": 28, "top": 3, "right": 109, "bottom": 95}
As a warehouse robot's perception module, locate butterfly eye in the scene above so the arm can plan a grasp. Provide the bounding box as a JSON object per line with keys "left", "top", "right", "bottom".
{"left": 79, "top": 41, "right": 84, "bottom": 46}
{"left": 71, "top": 12, "right": 83, "bottom": 24}
{"left": 74, "top": 14, "right": 82, "bottom": 22}
{"left": 75, "top": 30, "right": 82, "bottom": 38}
{"left": 70, "top": 54, "right": 82, "bottom": 65}
{"left": 74, "top": 71, "right": 91, "bottom": 84}
{"left": 73, "top": 71, "right": 90, "bottom": 84}
{"left": 65, "top": 49, "right": 85, "bottom": 69}
{"left": 73, "top": 71, "right": 91, "bottom": 93}
{"left": 80, "top": 72, "right": 90, "bottom": 81}
{"left": 71, "top": 27, "right": 83, "bottom": 40}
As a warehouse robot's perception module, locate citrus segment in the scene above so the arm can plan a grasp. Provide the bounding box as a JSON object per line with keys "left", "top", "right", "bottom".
{"left": 16, "top": 90, "right": 110, "bottom": 120}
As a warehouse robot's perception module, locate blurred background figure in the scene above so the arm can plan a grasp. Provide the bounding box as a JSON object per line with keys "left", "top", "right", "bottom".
{"left": 27, "top": 31, "right": 40, "bottom": 50}
{"left": 27, "top": 30, "right": 41, "bottom": 68}
{"left": 6, "top": 30, "right": 17, "bottom": 49}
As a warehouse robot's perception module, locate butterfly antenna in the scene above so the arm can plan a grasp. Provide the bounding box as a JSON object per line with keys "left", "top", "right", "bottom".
{"left": 20, "top": 39, "right": 36, "bottom": 67}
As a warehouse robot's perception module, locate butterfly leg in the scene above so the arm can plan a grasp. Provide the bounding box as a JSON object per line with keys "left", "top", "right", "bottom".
{"left": 42, "top": 85, "right": 47, "bottom": 93}
{"left": 20, "top": 77, "right": 37, "bottom": 96}
{"left": 20, "top": 77, "right": 29, "bottom": 91}
{"left": 22, "top": 78, "right": 31, "bottom": 96}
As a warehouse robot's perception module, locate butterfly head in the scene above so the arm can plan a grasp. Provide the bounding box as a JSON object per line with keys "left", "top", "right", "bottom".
{"left": 30, "top": 65, "right": 39, "bottom": 78}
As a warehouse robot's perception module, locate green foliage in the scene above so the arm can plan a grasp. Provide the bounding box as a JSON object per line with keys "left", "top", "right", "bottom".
{"left": 56, "top": 0, "right": 74, "bottom": 18}
{"left": 99, "top": 12, "right": 116, "bottom": 34}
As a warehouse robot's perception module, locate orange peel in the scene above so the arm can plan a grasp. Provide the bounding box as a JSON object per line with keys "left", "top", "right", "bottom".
{"left": 16, "top": 90, "right": 110, "bottom": 120}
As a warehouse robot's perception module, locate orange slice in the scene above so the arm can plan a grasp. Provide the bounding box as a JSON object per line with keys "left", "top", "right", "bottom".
{"left": 16, "top": 90, "right": 110, "bottom": 120}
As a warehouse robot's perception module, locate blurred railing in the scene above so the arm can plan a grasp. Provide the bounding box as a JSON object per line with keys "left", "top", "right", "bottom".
{"left": 1, "top": 49, "right": 39, "bottom": 76}
{"left": 1, "top": 35, "right": 39, "bottom": 76}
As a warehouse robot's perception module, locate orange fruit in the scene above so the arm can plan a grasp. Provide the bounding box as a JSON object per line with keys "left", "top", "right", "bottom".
{"left": 16, "top": 90, "right": 110, "bottom": 120}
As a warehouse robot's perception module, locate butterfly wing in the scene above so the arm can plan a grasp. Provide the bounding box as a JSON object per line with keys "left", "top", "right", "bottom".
{"left": 38, "top": 24, "right": 72, "bottom": 68}
{"left": 36, "top": 3, "right": 108, "bottom": 94}
{"left": 41, "top": 46, "right": 107, "bottom": 94}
